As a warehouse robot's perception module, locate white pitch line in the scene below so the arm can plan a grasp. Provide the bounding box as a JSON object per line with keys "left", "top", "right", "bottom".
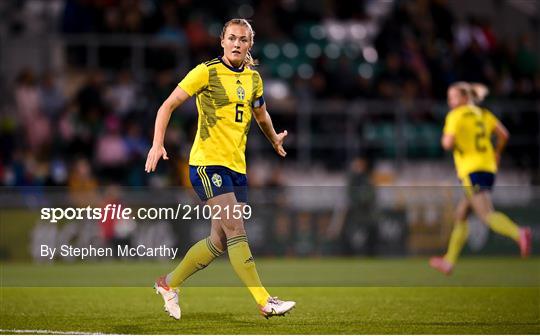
{"left": 0, "top": 329, "right": 110, "bottom": 335}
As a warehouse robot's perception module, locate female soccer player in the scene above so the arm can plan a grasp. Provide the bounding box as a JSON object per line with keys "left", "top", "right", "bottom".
{"left": 145, "top": 18, "right": 295, "bottom": 319}
{"left": 430, "top": 82, "right": 532, "bottom": 275}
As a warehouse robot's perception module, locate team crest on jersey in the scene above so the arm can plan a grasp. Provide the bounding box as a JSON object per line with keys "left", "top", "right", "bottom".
{"left": 211, "top": 173, "right": 222, "bottom": 187}
{"left": 236, "top": 86, "right": 245, "bottom": 100}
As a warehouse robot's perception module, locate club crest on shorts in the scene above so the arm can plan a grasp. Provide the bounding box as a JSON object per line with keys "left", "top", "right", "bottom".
{"left": 236, "top": 86, "right": 245, "bottom": 100}
{"left": 211, "top": 173, "right": 222, "bottom": 187}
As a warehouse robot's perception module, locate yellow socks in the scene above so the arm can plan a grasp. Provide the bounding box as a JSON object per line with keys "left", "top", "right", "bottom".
{"left": 166, "top": 237, "right": 223, "bottom": 288}
{"left": 486, "top": 212, "right": 520, "bottom": 241}
{"left": 227, "top": 234, "right": 270, "bottom": 306}
{"left": 165, "top": 234, "right": 271, "bottom": 306}
{"left": 444, "top": 220, "right": 469, "bottom": 265}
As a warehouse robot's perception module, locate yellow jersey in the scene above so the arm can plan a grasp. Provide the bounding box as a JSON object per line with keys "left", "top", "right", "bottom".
{"left": 443, "top": 105, "right": 499, "bottom": 179}
{"left": 178, "top": 57, "right": 264, "bottom": 174}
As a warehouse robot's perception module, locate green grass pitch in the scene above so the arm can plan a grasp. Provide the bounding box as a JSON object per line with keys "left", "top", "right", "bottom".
{"left": 1, "top": 258, "right": 539, "bottom": 334}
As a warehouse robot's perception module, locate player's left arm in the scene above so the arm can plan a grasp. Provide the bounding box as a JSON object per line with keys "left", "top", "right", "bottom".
{"left": 252, "top": 103, "right": 287, "bottom": 157}
{"left": 493, "top": 121, "right": 509, "bottom": 166}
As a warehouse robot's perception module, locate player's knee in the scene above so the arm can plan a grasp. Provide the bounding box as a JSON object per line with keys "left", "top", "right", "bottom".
{"left": 478, "top": 211, "right": 492, "bottom": 225}
{"left": 221, "top": 218, "right": 246, "bottom": 237}
{"left": 455, "top": 208, "right": 467, "bottom": 221}
{"left": 228, "top": 226, "right": 246, "bottom": 237}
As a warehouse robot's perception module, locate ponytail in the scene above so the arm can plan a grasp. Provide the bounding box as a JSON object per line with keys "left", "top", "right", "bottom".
{"left": 470, "top": 83, "right": 489, "bottom": 104}
{"left": 243, "top": 50, "right": 257, "bottom": 68}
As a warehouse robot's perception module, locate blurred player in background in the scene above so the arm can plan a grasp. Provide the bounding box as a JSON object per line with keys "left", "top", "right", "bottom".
{"left": 145, "top": 18, "right": 295, "bottom": 319}
{"left": 430, "top": 82, "right": 532, "bottom": 275}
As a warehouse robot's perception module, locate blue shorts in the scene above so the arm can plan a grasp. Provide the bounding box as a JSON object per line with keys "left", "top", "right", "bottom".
{"left": 461, "top": 171, "right": 495, "bottom": 197}
{"left": 189, "top": 165, "right": 248, "bottom": 203}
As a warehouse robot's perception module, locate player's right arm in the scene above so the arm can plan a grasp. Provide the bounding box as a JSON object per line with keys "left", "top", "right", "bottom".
{"left": 145, "top": 64, "right": 209, "bottom": 173}
{"left": 145, "top": 86, "right": 190, "bottom": 173}
{"left": 441, "top": 110, "right": 458, "bottom": 151}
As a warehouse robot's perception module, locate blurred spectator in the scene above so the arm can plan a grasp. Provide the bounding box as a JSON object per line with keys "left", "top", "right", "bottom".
{"left": 294, "top": 212, "right": 315, "bottom": 256}
{"left": 376, "top": 53, "right": 414, "bottom": 99}
{"left": 515, "top": 34, "right": 538, "bottom": 79}
{"left": 77, "top": 70, "right": 106, "bottom": 121}
{"left": 125, "top": 121, "right": 149, "bottom": 161}
{"left": 45, "top": 159, "right": 69, "bottom": 187}
{"left": 3, "top": 150, "right": 27, "bottom": 186}
{"left": 15, "top": 68, "right": 52, "bottom": 155}
{"left": 156, "top": 1, "right": 187, "bottom": 45}
{"left": 15, "top": 68, "right": 40, "bottom": 128}
{"left": 39, "top": 71, "right": 66, "bottom": 121}
{"left": 326, "top": 156, "right": 377, "bottom": 255}
{"left": 95, "top": 116, "right": 128, "bottom": 183}
{"left": 430, "top": 0, "right": 454, "bottom": 43}
{"left": 457, "top": 39, "right": 494, "bottom": 83}
{"left": 106, "top": 70, "right": 138, "bottom": 117}
{"left": 68, "top": 157, "right": 98, "bottom": 206}
{"left": 124, "top": 121, "right": 150, "bottom": 186}
{"left": 346, "top": 156, "right": 378, "bottom": 255}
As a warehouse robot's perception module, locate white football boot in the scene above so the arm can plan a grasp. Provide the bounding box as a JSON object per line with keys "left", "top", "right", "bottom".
{"left": 154, "top": 276, "right": 181, "bottom": 320}
{"left": 258, "top": 296, "right": 296, "bottom": 319}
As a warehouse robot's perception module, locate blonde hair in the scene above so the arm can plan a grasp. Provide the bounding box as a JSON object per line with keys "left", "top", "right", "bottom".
{"left": 221, "top": 18, "right": 258, "bottom": 67}
{"left": 450, "top": 81, "right": 489, "bottom": 104}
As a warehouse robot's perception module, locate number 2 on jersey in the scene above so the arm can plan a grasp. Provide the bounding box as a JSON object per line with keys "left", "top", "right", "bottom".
{"left": 235, "top": 103, "right": 244, "bottom": 123}
{"left": 475, "top": 121, "right": 487, "bottom": 152}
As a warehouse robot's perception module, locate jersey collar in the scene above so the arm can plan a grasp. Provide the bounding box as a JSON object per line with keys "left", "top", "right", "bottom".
{"left": 218, "top": 56, "right": 245, "bottom": 73}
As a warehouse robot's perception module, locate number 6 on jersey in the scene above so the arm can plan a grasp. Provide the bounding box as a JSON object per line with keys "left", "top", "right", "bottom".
{"left": 235, "top": 103, "right": 244, "bottom": 123}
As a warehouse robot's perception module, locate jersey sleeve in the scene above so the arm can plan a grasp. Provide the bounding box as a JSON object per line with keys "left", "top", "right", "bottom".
{"left": 251, "top": 71, "right": 265, "bottom": 108}
{"left": 178, "top": 64, "right": 209, "bottom": 96}
{"left": 443, "top": 110, "right": 459, "bottom": 136}
{"left": 483, "top": 109, "right": 499, "bottom": 133}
